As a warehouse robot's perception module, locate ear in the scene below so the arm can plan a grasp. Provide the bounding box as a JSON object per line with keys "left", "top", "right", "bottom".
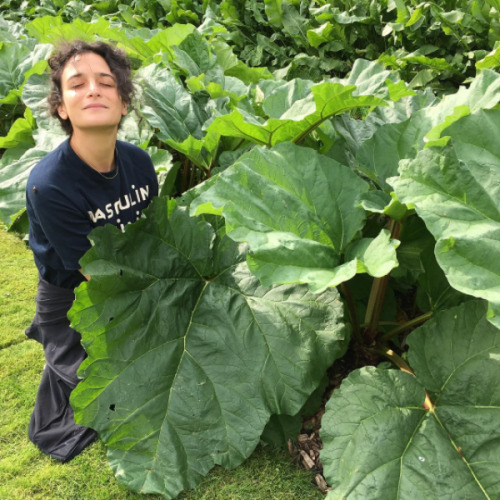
{"left": 57, "top": 103, "right": 68, "bottom": 120}
{"left": 121, "top": 101, "right": 128, "bottom": 116}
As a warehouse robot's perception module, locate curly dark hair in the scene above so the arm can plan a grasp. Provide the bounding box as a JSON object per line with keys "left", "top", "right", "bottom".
{"left": 48, "top": 40, "right": 134, "bottom": 135}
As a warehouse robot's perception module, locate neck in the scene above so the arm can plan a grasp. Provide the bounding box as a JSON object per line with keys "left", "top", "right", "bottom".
{"left": 70, "top": 128, "right": 118, "bottom": 173}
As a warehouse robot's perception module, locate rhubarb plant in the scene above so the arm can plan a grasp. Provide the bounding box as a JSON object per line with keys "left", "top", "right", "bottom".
{"left": 66, "top": 70, "right": 500, "bottom": 498}
{"left": 1, "top": 11, "right": 500, "bottom": 500}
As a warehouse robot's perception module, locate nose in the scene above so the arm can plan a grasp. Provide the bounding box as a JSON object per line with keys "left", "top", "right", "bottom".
{"left": 87, "top": 79, "right": 101, "bottom": 96}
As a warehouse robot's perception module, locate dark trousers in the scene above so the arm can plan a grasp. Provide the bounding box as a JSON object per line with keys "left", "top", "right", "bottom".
{"left": 26, "top": 275, "right": 96, "bottom": 462}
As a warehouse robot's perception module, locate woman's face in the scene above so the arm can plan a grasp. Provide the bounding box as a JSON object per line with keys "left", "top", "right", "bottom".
{"left": 57, "top": 51, "right": 127, "bottom": 134}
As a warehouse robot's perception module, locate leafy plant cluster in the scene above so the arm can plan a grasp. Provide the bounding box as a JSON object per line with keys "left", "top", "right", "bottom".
{"left": 1, "top": 0, "right": 499, "bottom": 85}
{"left": 1, "top": 7, "right": 500, "bottom": 500}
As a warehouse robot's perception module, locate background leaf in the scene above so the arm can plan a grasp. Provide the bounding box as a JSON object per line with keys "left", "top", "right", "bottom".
{"left": 139, "top": 64, "right": 208, "bottom": 142}
{"left": 208, "top": 60, "right": 391, "bottom": 147}
{"left": 356, "top": 70, "right": 500, "bottom": 190}
{"left": 0, "top": 142, "right": 58, "bottom": 226}
{"left": 0, "top": 39, "right": 51, "bottom": 104}
{"left": 391, "top": 110, "right": 500, "bottom": 328}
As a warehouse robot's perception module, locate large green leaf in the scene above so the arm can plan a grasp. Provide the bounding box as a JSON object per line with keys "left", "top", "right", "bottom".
{"left": 21, "top": 72, "right": 54, "bottom": 130}
{"left": 99, "top": 24, "right": 195, "bottom": 63}
{"left": 211, "top": 38, "right": 273, "bottom": 84}
{"left": 142, "top": 24, "right": 196, "bottom": 58}
{"left": 191, "top": 142, "right": 399, "bottom": 291}
{"left": 69, "top": 198, "right": 348, "bottom": 498}
{"left": 138, "top": 64, "right": 220, "bottom": 168}
{"left": 0, "top": 17, "right": 27, "bottom": 42}
{"left": 170, "top": 30, "right": 221, "bottom": 80}
{"left": 264, "top": 0, "right": 283, "bottom": 27}
{"left": 0, "top": 108, "right": 35, "bottom": 149}
{"left": 0, "top": 39, "right": 51, "bottom": 104}
{"left": 393, "top": 215, "right": 468, "bottom": 311}
{"left": 391, "top": 110, "right": 500, "bottom": 328}
{"left": 320, "top": 300, "right": 500, "bottom": 499}
{"left": 0, "top": 73, "right": 67, "bottom": 226}
{"left": 26, "top": 16, "right": 118, "bottom": 43}
{"left": 0, "top": 141, "right": 56, "bottom": 225}
{"left": 207, "top": 59, "right": 391, "bottom": 146}
{"left": 356, "top": 70, "right": 500, "bottom": 189}
{"left": 139, "top": 64, "right": 207, "bottom": 141}
{"left": 261, "top": 78, "right": 314, "bottom": 119}
{"left": 477, "top": 45, "right": 500, "bottom": 70}
{"left": 328, "top": 88, "right": 436, "bottom": 168}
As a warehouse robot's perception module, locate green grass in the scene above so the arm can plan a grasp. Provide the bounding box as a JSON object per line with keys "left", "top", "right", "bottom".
{"left": 0, "top": 229, "right": 323, "bottom": 500}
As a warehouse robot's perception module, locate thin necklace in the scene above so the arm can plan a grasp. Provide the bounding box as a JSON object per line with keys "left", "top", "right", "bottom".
{"left": 73, "top": 145, "right": 119, "bottom": 179}
{"left": 96, "top": 159, "right": 119, "bottom": 180}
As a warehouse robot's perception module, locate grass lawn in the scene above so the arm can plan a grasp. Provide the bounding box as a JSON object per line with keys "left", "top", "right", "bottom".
{"left": 0, "top": 228, "right": 324, "bottom": 499}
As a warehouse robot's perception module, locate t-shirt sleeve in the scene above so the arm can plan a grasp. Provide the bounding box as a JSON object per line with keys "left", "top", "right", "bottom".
{"left": 28, "top": 184, "right": 94, "bottom": 271}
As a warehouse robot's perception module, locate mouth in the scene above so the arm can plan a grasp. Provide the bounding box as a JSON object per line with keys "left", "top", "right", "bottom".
{"left": 84, "top": 104, "right": 108, "bottom": 109}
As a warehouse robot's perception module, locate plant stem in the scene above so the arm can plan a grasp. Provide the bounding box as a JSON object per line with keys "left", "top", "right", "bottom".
{"left": 181, "top": 157, "right": 190, "bottom": 193}
{"left": 364, "top": 275, "right": 389, "bottom": 341}
{"left": 363, "top": 218, "right": 401, "bottom": 341}
{"left": 372, "top": 346, "right": 414, "bottom": 375}
{"left": 340, "top": 282, "right": 362, "bottom": 344}
{"left": 189, "top": 160, "right": 197, "bottom": 188}
{"left": 360, "top": 321, "right": 400, "bottom": 327}
{"left": 380, "top": 311, "right": 433, "bottom": 342}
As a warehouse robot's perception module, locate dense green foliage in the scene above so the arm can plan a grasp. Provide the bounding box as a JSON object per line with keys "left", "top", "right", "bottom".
{"left": 0, "top": 229, "right": 321, "bottom": 500}
{"left": 1, "top": 1, "right": 500, "bottom": 498}
{"left": 2, "top": 0, "right": 499, "bottom": 85}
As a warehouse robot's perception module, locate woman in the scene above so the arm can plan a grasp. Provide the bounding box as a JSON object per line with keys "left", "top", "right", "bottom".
{"left": 25, "top": 40, "right": 159, "bottom": 461}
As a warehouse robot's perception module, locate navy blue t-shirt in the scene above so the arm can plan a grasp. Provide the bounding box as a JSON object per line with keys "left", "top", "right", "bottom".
{"left": 26, "top": 139, "right": 159, "bottom": 289}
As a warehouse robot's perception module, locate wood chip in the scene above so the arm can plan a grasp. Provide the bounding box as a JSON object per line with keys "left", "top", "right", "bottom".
{"left": 300, "top": 450, "right": 315, "bottom": 470}
{"left": 314, "top": 474, "right": 328, "bottom": 492}
{"left": 297, "top": 434, "right": 309, "bottom": 444}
